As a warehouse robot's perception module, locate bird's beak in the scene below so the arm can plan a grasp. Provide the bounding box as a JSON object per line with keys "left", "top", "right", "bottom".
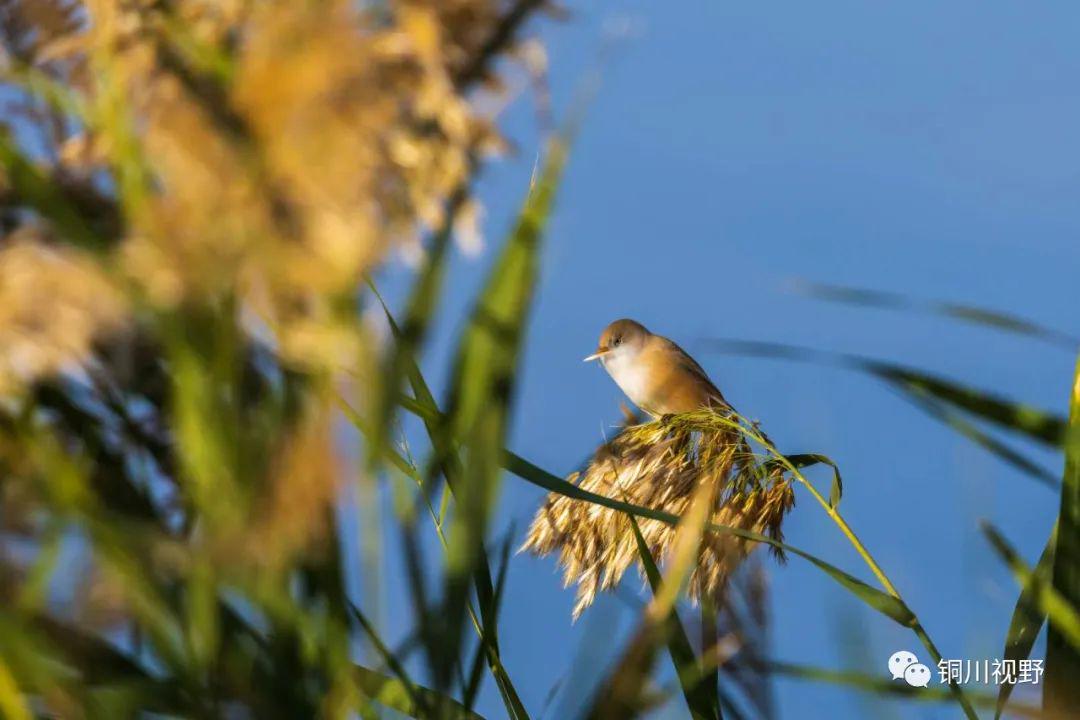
{"left": 583, "top": 348, "right": 608, "bottom": 362}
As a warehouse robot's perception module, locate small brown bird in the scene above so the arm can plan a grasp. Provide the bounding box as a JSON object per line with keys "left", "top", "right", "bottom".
{"left": 584, "top": 319, "right": 728, "bottom": 417}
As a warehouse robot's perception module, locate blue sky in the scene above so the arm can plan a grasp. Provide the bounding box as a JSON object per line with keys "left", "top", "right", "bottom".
{"left": 370, "top": 2, "right": 1080, "bottom": 718}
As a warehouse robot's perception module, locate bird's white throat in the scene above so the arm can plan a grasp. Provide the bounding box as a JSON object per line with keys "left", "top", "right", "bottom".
{"left": 600, "top": 347, "right": 651, "bottom": 408}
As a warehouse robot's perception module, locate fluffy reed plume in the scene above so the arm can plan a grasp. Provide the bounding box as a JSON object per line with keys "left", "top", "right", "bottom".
{"left": 522, "top": 410, "right": 795, "bottom": 619}
{"left": 0, "top": 235, "right": 126, "bottom": 396}
{"left": 0, "top": 0, "right": 543, "bottom": 385}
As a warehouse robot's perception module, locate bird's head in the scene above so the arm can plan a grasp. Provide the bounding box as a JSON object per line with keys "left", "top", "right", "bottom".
{"left": 584, "top": 318, "right": 649, "bottom": 365}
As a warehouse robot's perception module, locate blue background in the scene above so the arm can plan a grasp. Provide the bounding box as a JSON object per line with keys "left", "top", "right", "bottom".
{"left": 370, "top": 2, "right": 1080, "bottom": 718}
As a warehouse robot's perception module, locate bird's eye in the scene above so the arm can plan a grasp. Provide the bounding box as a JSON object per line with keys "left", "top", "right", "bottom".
{"left": 612, "top": 336, "right": 622, "bottom": 347}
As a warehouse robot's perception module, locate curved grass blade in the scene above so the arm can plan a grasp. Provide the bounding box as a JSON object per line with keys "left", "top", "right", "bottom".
{"left": 992, "top": 526, "right": 1055, "bottom": 720}
{"left": 703, "top": 338, "right": 1064, "bottom": 490}
{"left": 352, "top": 604, "right": 488, "bottom": 720}
{"left": 362, "top": 199, "right": 463, "bottom": 678}
{"left": 772, "top": 454, "right": 843, "bottom": 509}
{"left": 629, "top": 516, "right": 722, "bottom": 720}
{"left": 368, "top": 179, "right": 469, "bottom": 474}
{"left": 464, "top": 530, "right": 515, "bottom": 712}
{"left": 875, "top": 365, "right": 1064, "bottom": 448}
{"left": 981, "top": 523, "right": 1080, "bottom": 651}
{"left": 1045, "top": 354, "right": 1080, "bottom": 716}
{"left": 898, "top": 389, "right": 1058, "bottom": 489}
{"left": 797, "top": 281, "right": 1079, "bottom": 350}
{"left": 427, "top": 133, "right": 564, "bottom": 701}
{"left": 363, "top": 312, "right": 530, "bottom": 720}
{"left": 364, "top": 130, "right": 575, "bottom": 714}
{"left": 349, "top": 602, "right": 426, "bottom": 715}
{"left": 703, "top": 339, "right": 1065, "bottom": 448}
{"left": 352, "top": 664, "right": 485, "bottom": 720}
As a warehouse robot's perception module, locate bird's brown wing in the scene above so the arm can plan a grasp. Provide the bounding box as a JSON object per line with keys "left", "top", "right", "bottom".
{"left": 658, "top": 336, "right": 729, "bottom": 409}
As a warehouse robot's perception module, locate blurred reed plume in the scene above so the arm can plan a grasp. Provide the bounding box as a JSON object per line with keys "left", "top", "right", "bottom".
{"left": 522, "top": 409, "right": 795, "bottom": 618}
{"left": 0, "top": 235, "right": 126, "bottom": 395}
{"left": 0, "top": 0, "right": 521, "bottom": 382}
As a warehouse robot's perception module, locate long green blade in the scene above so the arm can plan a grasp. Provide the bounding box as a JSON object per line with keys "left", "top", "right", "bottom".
{"left": 368, "top": 181, "right": 465, "bottom": 474}
{"left": 629, "top": 517, "right": 722, "bottom": 720}
{"left": 366, "top": 307, "right": 530, "bottom": 720}
{"left": 798, "top": 282, "right": 1078, "bottom": 350}
{"left": 704, "top": 338, "right": 1062, "bottom": 494}
{"left": 993, "top": 526, "right": 1055, "bottom": 720}
{"left": 1045, "top": 355, "right": 1080, "bottom": 715}
{"left": 353, "top": 664, "right": 485, "bottom": 720}
{"left": 703, "top": 339, "right": 1065, "bottom": 448}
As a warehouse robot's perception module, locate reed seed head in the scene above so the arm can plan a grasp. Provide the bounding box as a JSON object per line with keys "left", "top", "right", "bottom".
{"left": 521, "top": 409, "right": 795, "bottom": 619}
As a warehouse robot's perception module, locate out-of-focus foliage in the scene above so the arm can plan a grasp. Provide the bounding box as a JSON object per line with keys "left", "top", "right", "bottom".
{"left": 0, "top": 0, "right": 525, "bottom": 375}
{"left": 0, "top": 0, "right": 556, "bottom": 717}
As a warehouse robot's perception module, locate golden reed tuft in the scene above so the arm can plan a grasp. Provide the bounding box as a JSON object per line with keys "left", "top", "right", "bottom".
{"left": 522, "top": 410, "right": 795, "bottom": 619}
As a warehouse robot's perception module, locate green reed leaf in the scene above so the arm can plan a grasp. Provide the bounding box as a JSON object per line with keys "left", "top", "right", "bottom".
{"left": 981, "top": 524, "right": 1080, "bottom": 672}
{"left": 993, "top": 525, "right": 1055, "bottom": 720}
{"left": 1045, "top": 354, "right": 1080, "bottom": 715}
{"left": 704, "top": 339, "right": 1065, "bottom": 448}
{"left": 797, "top": 281, "right": 1078, "bottom": 350}
{"left": 415, "top": 129, "right": 567, "bottom": 702}
{"left": 703, "top": 339, "right": 1064, "bottom": 493}
{"left": 630, "top": 516, "right": 722, "bottom": 720}
{"left": 362, "top": 307, "right": 530, "bottom": 720}
{"left": 353, "top": 664, "right": 485, "bottom": 720}
{"left": 349, "top": 603, "right": 427, "bottom": 716}
{"left": 898, "top": 390, "right": 1058, "bottom": 488}
{"left": 368, "top": 180, "right": 465, "bottom": 477}
{"left": 779, "top": 454, "right": 843, "bottom": 509}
